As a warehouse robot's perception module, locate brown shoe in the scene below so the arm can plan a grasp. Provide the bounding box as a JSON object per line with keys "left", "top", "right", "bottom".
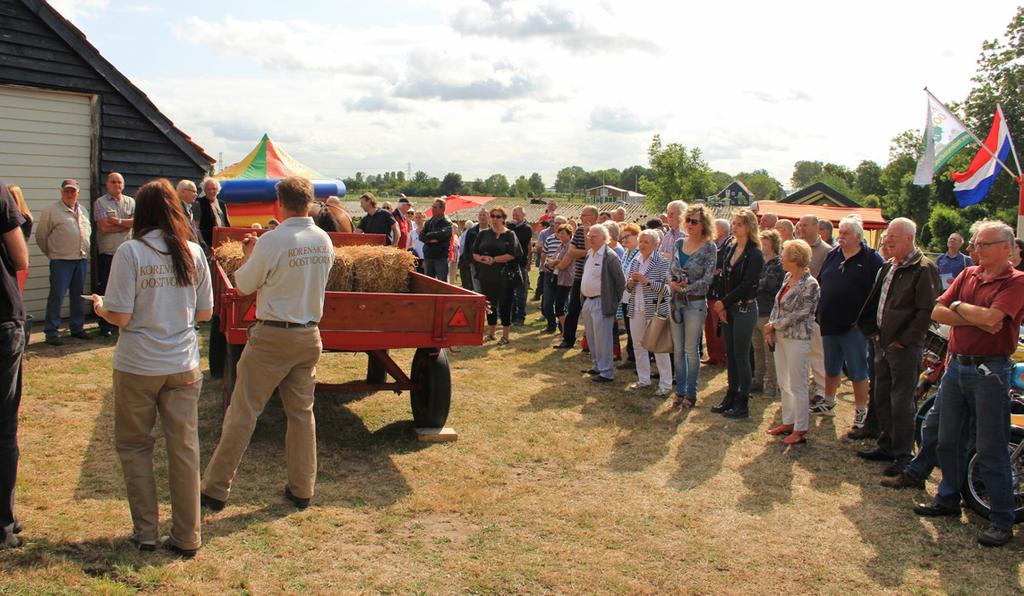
{"left": 880, "top": 472, "right": 925, "bottom": 490}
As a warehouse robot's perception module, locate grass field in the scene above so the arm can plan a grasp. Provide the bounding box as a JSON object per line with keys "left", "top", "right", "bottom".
{"left": 2, "top": 310, "right": 1023, "bottom": 594}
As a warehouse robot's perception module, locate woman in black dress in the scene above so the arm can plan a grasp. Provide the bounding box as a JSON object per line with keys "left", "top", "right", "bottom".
{"left": 472, "top": 206, "right": 522, "bottom": 345}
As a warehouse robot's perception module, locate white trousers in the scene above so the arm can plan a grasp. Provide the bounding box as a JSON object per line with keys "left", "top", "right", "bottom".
{"left": 629, "top": 312, "right": 672, "bottom": 391}
{"left": 776, "top": 336, "right": 811, "bottom": 432}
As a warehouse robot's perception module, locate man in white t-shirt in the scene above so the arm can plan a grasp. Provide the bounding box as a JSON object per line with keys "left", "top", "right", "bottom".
{"left": 201, "top": 176, "right": 334, "bottom": 511}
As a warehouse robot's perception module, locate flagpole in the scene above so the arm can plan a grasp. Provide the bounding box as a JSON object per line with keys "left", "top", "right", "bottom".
{"left": 925, "top": 88, "right": 1018, "bottom": 179}
{"left": 1001, "top": 102, "right": 1024, "bottom": 238}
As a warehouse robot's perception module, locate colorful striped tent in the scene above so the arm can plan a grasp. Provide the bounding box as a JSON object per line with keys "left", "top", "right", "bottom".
{"left": 214, "top": 134, "right": 328, "bottom": 227}
{"left": 216, "top": 133, "right": 323, "bottom": 180}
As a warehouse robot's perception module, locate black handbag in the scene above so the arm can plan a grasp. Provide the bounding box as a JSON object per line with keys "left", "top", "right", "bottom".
{"left": 503, "top": 262, "right": 524, "bottom": 287}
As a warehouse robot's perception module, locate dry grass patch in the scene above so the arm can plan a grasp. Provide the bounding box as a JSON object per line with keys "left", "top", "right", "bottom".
{"left": 1, "top": 319, "right": 1023, "bottom": 593}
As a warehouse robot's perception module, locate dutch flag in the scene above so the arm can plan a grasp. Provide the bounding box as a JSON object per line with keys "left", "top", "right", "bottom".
{"left": 952, "top": 105, "right": 1014, "bottom": 207}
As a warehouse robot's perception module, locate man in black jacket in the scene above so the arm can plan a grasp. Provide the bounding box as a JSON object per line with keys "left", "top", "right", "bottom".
{"left": 420, "top": 198, "right": 454, "bottom": 281}
{"left": 856, "top": 217, "right": 941, "bottom": 476}
{"left": 509, "top": 206, "right": 533, "bottom": 325}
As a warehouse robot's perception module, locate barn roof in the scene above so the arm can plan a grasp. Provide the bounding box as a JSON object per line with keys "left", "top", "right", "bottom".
{"left": 780, "top": 182, "right": 859, "bottom": 207}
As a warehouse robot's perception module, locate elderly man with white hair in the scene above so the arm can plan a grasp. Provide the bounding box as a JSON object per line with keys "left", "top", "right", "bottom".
{"left": 915, "top": 220, "right": 1024, "bottom": 548}
{"left": 175, "top": 180, "right": 204, "bottom": 250}
{"left": 812, "top": 215, "right": 883, "bottom": 434}
{"left": 936, "top": 232, "right": 973, "bottom": 289}
{"left": 579, "top": 223, "right": 626, "bottom": 383}
{"left": 855, "top": 217, "right": 941, "bottom": 478}
{"left": 658, "top": 200, "right": 687, "bottom": 259}
{"left": 197, "top": 177, "right": 230, "bottom": 249}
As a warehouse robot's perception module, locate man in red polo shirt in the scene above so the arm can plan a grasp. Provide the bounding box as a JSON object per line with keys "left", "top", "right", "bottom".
{"left": 914, "top": 220, "right": 1024, "bottom": 547}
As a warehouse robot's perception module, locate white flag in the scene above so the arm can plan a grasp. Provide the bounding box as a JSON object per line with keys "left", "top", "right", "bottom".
{"left": 913, "top": 91, "right": 973, "bottom": 186}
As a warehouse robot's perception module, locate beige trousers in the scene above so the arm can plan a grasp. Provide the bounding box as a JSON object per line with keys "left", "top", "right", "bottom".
{"left": 751, "top": 315, "right": 777, "bottom": 389}
{"left": 202, "top": 323, "right": 322, "bottom": 501}
{"left": 113, "top": 367, "right": 202, "bottom": 550}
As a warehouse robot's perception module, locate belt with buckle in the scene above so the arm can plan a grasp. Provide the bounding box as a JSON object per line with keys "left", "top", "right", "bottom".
{"left": 257, "top": 319, "right": 317, "bottom": 329}
{"left": 681, "top": 294, "right": 706, "bottom": 302}
{"left": 951, "top": 353, "right": 1009, "bottom": 366}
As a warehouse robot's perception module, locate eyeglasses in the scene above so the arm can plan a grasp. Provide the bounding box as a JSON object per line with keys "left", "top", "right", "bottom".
{"left": 685, "top": 218, "right": 701, "bottom": 225}
{"left": 975, "top": 240, "right": 1009, "bottom": 249}
{"left": 621, "top": 233, "right": 636, "bottom": 240}
{"left": 490, "top": 214, "right": 505, "bottom": 219}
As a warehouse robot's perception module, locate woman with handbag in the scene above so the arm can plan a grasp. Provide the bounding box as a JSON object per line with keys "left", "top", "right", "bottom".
{"left": 626, "top": 229, "right": 673, "bottom": 396}
{"left": 666, "top": 205, "right": 718, "bottom": 409}
{"left": 472, "top": 206, "right": 522, "bottom": 345}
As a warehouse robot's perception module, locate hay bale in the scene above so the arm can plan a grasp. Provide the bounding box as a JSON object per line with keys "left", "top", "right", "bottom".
{"left": 344, "top": 245, "right": 414, "bottom": 293}
{"left": 213, "top": 240, "right": 245, "bottom": 280}
{"left": 326, "top": 246, "right": 353, "bottom": 291}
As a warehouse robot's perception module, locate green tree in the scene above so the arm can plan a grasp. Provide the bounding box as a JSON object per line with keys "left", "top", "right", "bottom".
{"left": 554, "top": 166, "right": 587, "bottom": 193}
{"left": 854, "top": 160, "right": 885, "bottom": 197}
{"left": 735, "top": 169, "right": 784, "bottom": 201}
{"left": 791, "top": 160, "right": 823, "bottom": 188}
{"left": 822, "top": 163, "right": 856, "bottom": 187}
{"left": 439, "top": 172, "right": 463, "bottom": 196}
{"left": 528, "top": 172, "right": 545, "bottom": 196}
{"left": 927, "top": 205, "right": 967, "bottom": 252}
{"left": 639, "top": 135, "right": 715, "bottom": 211}
{"left": 483, "top": 174, "right": 510, "bottom": 196}
{"left": 710, "top": 170, "right": 733, "bottom": 192}
{"left": 620, "top": 165, "right": 651, "bottom": 191}
{"left": 510, "top": 175, "right": 531, "bottom": 197}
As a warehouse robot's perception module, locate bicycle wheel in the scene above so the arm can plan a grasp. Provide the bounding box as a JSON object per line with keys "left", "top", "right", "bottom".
{"left": 915, "top": 393, "right": 937, "bottom": 449}
{"left": 962, "top": 427, "right": 1024, "bottom": 524}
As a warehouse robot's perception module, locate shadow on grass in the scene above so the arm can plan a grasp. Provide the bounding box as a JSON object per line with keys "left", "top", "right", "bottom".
{"left": 74, "top": 375, "right": 423, "bottom": 510}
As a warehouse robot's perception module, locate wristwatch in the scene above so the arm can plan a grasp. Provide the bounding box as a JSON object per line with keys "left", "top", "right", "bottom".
{"left": 950, "top": 300, "right": 962, "bottom": 313}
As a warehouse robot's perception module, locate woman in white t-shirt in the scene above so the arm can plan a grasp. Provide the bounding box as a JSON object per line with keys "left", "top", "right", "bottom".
{"left": 92, "top": 178, "right": 213, "bottom": 558}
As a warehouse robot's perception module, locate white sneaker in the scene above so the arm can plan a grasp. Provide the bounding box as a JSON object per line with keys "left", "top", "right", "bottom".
{"left": 627, "top": 382, "right": 651, "bottom": 391}
{"left": 810, "top": 397, "right": 835, "bottom": 417}
{"left": 852, "top": 408, "right": 868, "bottom": 429}
{"left": 655, "top": 387, "right": 671, "bottom": 397}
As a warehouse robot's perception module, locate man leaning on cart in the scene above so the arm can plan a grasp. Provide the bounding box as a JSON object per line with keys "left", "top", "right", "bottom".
{"left": 200, "top": 176, "right": 335, "bottom": 512}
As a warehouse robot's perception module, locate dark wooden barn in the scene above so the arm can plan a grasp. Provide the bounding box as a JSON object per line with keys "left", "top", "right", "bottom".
{"left": 711, "top": 180, "right": 754, "bottom": 206}
{"left": 0, "top": 0, "right": 214, "bottom": 316}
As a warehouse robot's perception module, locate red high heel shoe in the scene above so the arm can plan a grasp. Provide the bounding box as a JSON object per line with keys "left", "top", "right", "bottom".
{"left": 766, "top": 424, "right": 794, "bottom": 436}
{"left": 782, "top": 431, "right": 807, "bottom": 445}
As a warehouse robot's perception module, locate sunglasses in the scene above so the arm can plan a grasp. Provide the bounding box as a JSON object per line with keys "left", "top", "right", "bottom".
{"left": 490, "top": 214, "right": 505, "bottom": 219}
{"left": 685, "top": 218, "right": 702, "bottom": 225}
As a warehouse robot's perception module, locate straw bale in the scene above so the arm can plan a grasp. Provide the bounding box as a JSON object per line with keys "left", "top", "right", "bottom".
{"left": 213, "top": 240, "right": 245, "bottom": 280}
{"left": 326, "top": 246, "right": 354, "bottom": 291}
{"left": 344, "top": 245, "right": 414, "bottom": 293}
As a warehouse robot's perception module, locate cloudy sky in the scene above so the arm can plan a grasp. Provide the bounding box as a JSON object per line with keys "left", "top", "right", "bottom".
{"left": 52, "top": 0, "right": 1017, "bottom": 187}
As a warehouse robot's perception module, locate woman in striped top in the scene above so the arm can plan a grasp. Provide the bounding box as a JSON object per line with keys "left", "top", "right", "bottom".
{"left": 625, "top": 229, "right": 673, "bottom": 396}
{"left": 618, "top": 224, "right": 642, "bottom": 365}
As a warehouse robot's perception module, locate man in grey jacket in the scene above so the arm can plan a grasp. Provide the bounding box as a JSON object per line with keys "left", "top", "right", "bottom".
{"left": 580, "top": 224, "right": 626, "bottom": 383}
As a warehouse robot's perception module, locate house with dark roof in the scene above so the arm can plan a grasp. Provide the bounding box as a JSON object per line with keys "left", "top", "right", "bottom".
{"left": 779, "top": 182, "right": 860, "bottom": 207}
{"left": 710, "top": 180, "right": 754, "bottom": 206}
{"left": 0, "top": 0, "right": 215, "bottom": 316}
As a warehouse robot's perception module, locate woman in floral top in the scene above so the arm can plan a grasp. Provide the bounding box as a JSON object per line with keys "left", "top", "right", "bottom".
{"left": 764, "top": 239, "right": 820, "bottom": 445}
{"left": 666, "top": 205, "right": 717, "bottom": 409}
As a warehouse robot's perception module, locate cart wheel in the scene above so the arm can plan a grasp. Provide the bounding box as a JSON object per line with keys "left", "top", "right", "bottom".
{"left": 914, "top": 392, "right": 936, "bottom": 449}
{"left": 208, "top": 315, "right": 226, "bottom": 379}
{"left": 366, "top": 350, "right": 388, "bottom": 384}
{"left": 962, "top": 427, "right": 1024, "bottom": 523}
{"left": 410, "top": 348, "right": 451, "bottom": 428}
{"left": 222, "top": 343, "right": 244, "bottom": 412}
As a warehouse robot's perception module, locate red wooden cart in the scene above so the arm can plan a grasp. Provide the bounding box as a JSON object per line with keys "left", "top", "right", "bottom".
{"left": 208, "top": 227, "right": 486, "bottom": 428}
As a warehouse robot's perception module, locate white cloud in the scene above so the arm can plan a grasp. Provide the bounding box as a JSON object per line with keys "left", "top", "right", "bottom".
{"left": 450, "top": 0, "right": 661, "bottom": 54}
{"left": 48, "top": 0, "right": 109, "bottom": 21}
{"left": 588, "top": 106, "right": 667, "bottom": 133}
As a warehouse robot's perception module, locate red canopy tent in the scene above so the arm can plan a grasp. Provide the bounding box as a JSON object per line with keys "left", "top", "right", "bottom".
{"left": 753, "top": 201, "right": 887, "bottom": 229}
{"left": 443, "top": 194, "right": 495, "bottom": 215}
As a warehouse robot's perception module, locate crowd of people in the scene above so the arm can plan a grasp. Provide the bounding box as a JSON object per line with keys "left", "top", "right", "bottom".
{"left": 1, "top": 176, "right": 1024, "bottom": 555}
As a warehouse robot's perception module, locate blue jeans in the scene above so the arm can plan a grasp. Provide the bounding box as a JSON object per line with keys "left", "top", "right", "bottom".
{"left": 511, "top": 265, "right": 529, "bottom": 323}
{"left": 540, "top": 272, "right": 560, "bottom": 330}
{"left": 423, "top": 257, "right": 448, "bottom": 281}
{"left": 670, "top": 298, "right": 706, "bottom": 398}
{"left": 582, "top": 298, "right": 614, "bottom": 379}
{"left": 45, "top": 259, "right": 87, "bottom": 338}
{"left": 722, "top": 302, "right": 758, "bottom": 396}
{"left": 0, "top": 321, "right": 24, "bottom": 528}
{"left": 822, "top": 327, "right": 870, "bottom": 381}
{"left": 935, "top": 357, "right": 1014, "bottom": 529}
{"left": 905, "top": 390, "right": 973, "bottom": 483}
